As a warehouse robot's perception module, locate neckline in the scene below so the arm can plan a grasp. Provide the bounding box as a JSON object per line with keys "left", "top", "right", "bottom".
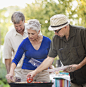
{"left": 28, "top": 36, "right": 44, "bottom": 51}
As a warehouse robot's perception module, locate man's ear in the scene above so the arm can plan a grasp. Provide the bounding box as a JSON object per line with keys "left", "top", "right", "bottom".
{"left": 65, "top": 26, "right": 67, "bottom": 29}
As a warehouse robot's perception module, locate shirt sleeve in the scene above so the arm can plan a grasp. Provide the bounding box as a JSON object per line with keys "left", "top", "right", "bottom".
{"left": 47, "top": 38, "right": 51, "bottom": 52}
{"left": 3, "top": 35, "right": 13, "bottom": 59}
{"left": 84, "top": 29, "right": 86, "bottom": 52}
{"left": 12, "top": 41, "right": 25, "bottom": 66}
{"left": 48, "top": 36, "right": 58, "bottom": 58}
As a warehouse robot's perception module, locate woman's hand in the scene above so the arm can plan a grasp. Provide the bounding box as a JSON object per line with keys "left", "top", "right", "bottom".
{"left": 6, "top": 73, "right": 15, "bottom": 83}
{"left": 26, "top": 70, "right": 37, "bottom": 79}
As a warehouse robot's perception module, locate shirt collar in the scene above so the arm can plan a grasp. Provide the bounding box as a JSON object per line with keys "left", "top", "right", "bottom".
{"left": 61, "top": 24, "right": 76, "bottom": 42}
{"left": 24, "top": 25, "right": 27, "bottom": 33}
{"left": 13, "top": 28, "right": 18, "bottom": 36}
{"left": 69, "top": 24, "right": 76, "bottom": 39}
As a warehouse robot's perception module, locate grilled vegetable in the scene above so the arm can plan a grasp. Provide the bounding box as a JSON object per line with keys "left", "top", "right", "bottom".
{"left": 27, "top": 77, "right": 33, "bottom": 83}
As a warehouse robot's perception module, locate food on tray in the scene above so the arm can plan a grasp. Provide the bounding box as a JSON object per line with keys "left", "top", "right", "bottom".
{"left": 27, "top": 77, "right": 33, "bottom": 83}
{"left": 15, "top": 81, "right": 48, "bottom": 83}
{"left": 32, "top": 82, "right": 43, "bottom": 83}
{"left": 15, "top": 82, "right": 27, "bottom": 83}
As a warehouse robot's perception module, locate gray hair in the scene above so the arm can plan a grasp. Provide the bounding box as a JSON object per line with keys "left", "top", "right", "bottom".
{"left": 26, "top": 19, "right": 41, "bottom": 33}
{"left": 11, "top": 11, "right": 25, "bottom": 24}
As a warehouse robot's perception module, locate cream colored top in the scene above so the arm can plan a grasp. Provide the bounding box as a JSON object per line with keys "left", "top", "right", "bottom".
{"left": 3, "top": 25, "right": 28, "bottom": 69}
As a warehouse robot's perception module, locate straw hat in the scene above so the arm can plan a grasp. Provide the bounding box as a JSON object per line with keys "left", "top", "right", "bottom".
{"left": 48, "top": 14, "right": 69, "bottom": 31}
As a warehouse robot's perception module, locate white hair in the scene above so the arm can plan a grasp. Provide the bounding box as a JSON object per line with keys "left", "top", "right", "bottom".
{"left": 26, "top": 19, "right": 41, "bottom": 33}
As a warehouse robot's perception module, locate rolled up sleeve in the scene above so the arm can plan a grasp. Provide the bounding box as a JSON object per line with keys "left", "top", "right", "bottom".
{"left": 48, "top": 36, "right": 57, "bottom": 58}
{"left": 3, "top": 35, "right": 12, "bottom": 59}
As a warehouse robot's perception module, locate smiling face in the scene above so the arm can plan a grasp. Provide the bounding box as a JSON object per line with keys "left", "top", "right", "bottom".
{"left": 27, "top": 29, "right": 40, "bottom": 41}
{"left": 14, "top": 20, "right": 25, "bottom": 34}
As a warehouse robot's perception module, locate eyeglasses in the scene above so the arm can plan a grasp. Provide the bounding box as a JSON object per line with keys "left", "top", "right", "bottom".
{"left": 54, "top": 28, "right": 62, "bottom": 33}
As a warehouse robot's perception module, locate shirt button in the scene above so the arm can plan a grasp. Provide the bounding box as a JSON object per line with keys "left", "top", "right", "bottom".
{"left": 70, "top": 59, "right": 72, "bottom": 61}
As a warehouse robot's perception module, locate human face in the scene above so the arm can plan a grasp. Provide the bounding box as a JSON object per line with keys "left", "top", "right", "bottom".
{"left": 27, "top": 29, "right": 39, "bottom": 41}
{"left": 54, "top": 28, "right": 65, "bottom": 37}
{"left": 14, "top": 20, "right": 25, "bottom": 34}
{"left": 54, "top": 28, "right": 62, "bottom": 33}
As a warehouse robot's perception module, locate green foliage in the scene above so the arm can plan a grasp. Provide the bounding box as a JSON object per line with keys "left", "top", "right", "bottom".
{"left": 0, "top": 52, "right": 9, "bottom": 87}
{"left": 75, "top": 0, "right": 86, "bottom": 27}
{"left": 1, "top": 0, "right": 85, "bottom": 44}
{"left": 0, "top": 80, "right": 9, "bottom": 87}
{"left": 0, "top": 80, "right": 4, "bottom": 87}
{"left": 52, "top": 56, "right": 59, "bottom": 67}
{"left": 23, "top": 0, "right": 81, "bottom": 40}
{"left": 0, "top": 61, "right": 7, "bottom": 79}
{"left": 0, "top": 6, "right": 22, "bottom": 45}
{"left": 1, "top": 0, "right": 86, "bottom": 86}
{"left": 23, "top": 0, "right": 72, "bottom": 39}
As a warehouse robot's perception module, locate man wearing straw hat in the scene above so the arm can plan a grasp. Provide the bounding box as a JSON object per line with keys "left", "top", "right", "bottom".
{"left": 27, "top": 14, "right": 86, "bottom": 87}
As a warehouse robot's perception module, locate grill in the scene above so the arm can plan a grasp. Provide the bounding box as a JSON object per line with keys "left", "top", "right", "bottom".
{"left": 9, "top": 82, "right": 53, "bottom": 87}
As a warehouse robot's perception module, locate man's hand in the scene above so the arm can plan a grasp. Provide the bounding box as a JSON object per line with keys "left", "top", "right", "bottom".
{"left": 64, "top": 64, "right": 81, "bottom": 72}
{"left": 6, "top": 74, "right": 15, "bottom": 83}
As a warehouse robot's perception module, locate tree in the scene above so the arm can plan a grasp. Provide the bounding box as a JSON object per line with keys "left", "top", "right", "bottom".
{"left": 0, "top": 6, "right": 22, "bottom": 87}
{"left": 23, "top": 0, "right": 77, "bottom": 39}
{"left": 75, "top": 0, "right": 86, "bottom": 27}
{"left": 0, "top": 6, "right": 22, "bottom": 45}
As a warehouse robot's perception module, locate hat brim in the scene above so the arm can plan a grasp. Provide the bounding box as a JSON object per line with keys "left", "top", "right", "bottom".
{"left": 48, "top": 22, "right": 69, "bottom": 31}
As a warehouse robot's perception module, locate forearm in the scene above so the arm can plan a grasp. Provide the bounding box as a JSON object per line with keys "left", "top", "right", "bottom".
{"left": 35, "top": 56, "right": 54, "bottom": 74}
{"left": 78, "top": 57, "right": 86, "bottom": 69}
{"left": 9, "top": 63, "right": 16, "bottom": 75}
{"left": 65, "top": 57, "right": 86, "bottom": 72}
{"left": 5, "top": 59, "right": 12, "bottom": 74}
{"left": 6, "top": 63, "right": 16, "bottom": 83}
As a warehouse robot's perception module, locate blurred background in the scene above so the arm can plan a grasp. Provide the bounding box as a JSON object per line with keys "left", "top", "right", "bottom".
{"left": 0, "top": 0, "right": 86, "bottom": 86}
